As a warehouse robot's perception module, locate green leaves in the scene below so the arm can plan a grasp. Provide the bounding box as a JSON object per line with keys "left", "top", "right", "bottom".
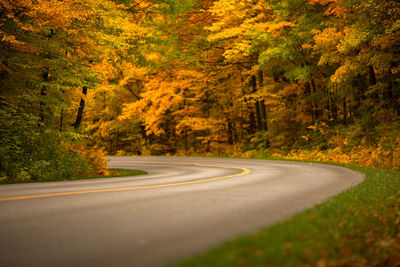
{"left": 259, "top": 45, "right": 293, "bottom": 68}
{"left": 0, "top": 99, "right": 88, "bottom": 182}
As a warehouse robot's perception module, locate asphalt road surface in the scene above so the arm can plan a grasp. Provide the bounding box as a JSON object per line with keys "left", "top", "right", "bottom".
{"left": 0, "top": 157, "right": 364, "bottom": 267}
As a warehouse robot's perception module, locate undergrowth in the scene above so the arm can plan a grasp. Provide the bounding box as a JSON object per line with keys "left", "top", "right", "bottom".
{"left": 0, "top": 168, "right": 147, "bottom": 184}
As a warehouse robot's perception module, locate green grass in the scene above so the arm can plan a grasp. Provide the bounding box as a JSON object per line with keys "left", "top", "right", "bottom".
{"left": 0, "top": 168, "right": 147, "bottom": 184}
{"left": 175, "top": 164, "right": 400, "bottom": 267}
{"left": 83, "top": 169, "right": 148, "bottom": 180}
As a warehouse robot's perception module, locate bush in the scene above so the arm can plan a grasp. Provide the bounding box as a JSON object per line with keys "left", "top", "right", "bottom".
{"left": 69, "top": 144, "right": 110, "bottom": 176}
{"left": 0, "top": 100, "right": 106, "bottom": 183}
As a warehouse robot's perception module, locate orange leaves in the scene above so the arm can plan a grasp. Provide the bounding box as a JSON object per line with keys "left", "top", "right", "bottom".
{"left": 276, "top": 139, "right": 400, "bottom": 171}
{"left": 19, "top": 0, "right": 396, "bottom": 159}
{"left": 0, "top": 32, "right": 39, "bottom": 53}
{"left": 177, "top": 117, "right": 221, "bottom": 133}
{"left": 309, "top": 0, "right": 336, "bottom": 4}
{"left": 0, "top": 0, "right": 120, "bottom": 59}
{"left": 69, "top": 144, "right": 110, "bottom": 176}
{"left": 309, "top": 0, "right": 346, "bottom": 17}
{"left": 266, "top": 21, "right": 295, "bottom": 36}
{"left": 357, "top": 142, "right": 400, "bottom": 171}
{"left": 281, "top": 83, "right": 303, "bottom": 97}
{"left": 313, "top": 27, "right": 343, "bottom": 65}
{"left": 119, "top": 68, "right": 205, "bottom": 136}
{"left": 330, "top": 63, "right": 356, "bottom": 83}
{"left": 1, "top": 0, "right": 93, "bottom": 30}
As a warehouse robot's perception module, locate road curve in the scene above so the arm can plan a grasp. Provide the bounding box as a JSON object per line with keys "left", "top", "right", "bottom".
{"left": 0, "top": 157, "right": 364, "bottom": 267}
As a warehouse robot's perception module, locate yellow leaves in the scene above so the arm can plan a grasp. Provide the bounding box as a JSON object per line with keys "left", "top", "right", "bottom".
{"left": 282, "top": 83, "right": 303, "bottom": 96}
{"left": 70, "top": 144, "right": 110, "bottom": 176}
{"left": 91, "top": 59, "right": 116, "bottom": 79}
{"left": 278, "top": 149, "right": 353, "bottom": 165}
{"left": 330, "top": 62, "right": 357, "bottom": 83}
{"left": 0, "top": 0, "right": 132, "bottom": 61}
{"left": 313, "top": 28, "right": 342, "bottom": 51}
{"left": 309, "top": 0, "right": 336, "bottom": 4}
{"left": 133, "top": 0, "right": 153, "bottom": 10}
{"left": 313, "top": 28, "right": 343, "bottom": 65}
{"left": 208, "top": 0, "right": 238, "bottom": 18}
{"left": 313, "top": 26, "right": 370, "bottom": 84}
{"left": 223, "top": 40, "right": 252, "bottom": 61}
{"left": 207, "top": 26, "right": 244, "bottom": 41}
{"left": 177, "top": 117, "right": 219, "bottom": 132}
{"left": 253, "top": 22, "right": 270, "bottom": 32}
{"left": 1, "top": 33, "right": 24, "bottom": 46}
{"left": 10, "top": 0, "right": 94, "bottom": 29}
{"left": 356, "top": 141, "right": 400, "bottom": 170}
{"left": 118, "top": 68, "right": 205, "bottom": 136}
{"left": 206, "top": 0, "right": 271, "bottom": 62}
{"left": 176, "top": 69, "right": 203, "bottom": 79}
{"left": 266, "top": 21, "right": 295, "bottom": 35}
{"left": 301, "top": 43, "right": 313, "bottom": 51}
{"left": 307, "top": 124, "right": 318, "bottom": 131}
{"left": 309, "top": 0, "right": 346, "bottom": 17}
{"left": 145, "top": 52, "right": 161, "bottom": 62}
{"left": 1, "top": 31, "right": 41, "bottom": 53}
{"left": 277, "top": 139, "right": 400, "bottom": 170}
{"left": 337, "top": 28, "right": 366, "bottom": 52}
{"left": 118, "top": 64, "right": 148, "bottom": 87}
{"left": 301, "top": 135, "right": 310, "bottom": 141}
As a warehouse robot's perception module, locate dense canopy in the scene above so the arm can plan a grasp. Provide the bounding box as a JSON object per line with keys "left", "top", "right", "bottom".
{"left": 1, "top": 0, "right": 399, "bottom": 181}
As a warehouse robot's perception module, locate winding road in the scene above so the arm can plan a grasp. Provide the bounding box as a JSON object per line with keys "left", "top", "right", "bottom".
{"left": 0, "top": 157, "right": 364, "bottom": 267}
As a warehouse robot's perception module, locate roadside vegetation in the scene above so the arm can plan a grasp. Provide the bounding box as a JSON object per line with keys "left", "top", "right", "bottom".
{"left": 176, "top": 164, "right": 400, "bottom": 267}
{"left": 0, "top": 168, "right": 147, "bottom": 184}
{"left": 2, "top": 0, "right": 399, "bottom": 171}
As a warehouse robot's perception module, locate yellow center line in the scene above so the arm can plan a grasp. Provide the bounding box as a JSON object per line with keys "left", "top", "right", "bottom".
{"left": 0, "top": 163, "right": 250, "bottom": 202}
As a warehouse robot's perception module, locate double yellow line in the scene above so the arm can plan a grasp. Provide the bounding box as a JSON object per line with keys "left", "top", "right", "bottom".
{"left": 0, "top": 163, "right": 250, "bottom": 202}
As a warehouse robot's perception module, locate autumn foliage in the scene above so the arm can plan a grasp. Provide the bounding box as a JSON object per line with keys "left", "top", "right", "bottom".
{"left": 0, "top": 0, "right": 131, "bottom": 180}
{"left": 84, "top": 0, "right": 400, "bottom": 171}
{"left": 1, "top": 0, "right": 400, "bottom": 183}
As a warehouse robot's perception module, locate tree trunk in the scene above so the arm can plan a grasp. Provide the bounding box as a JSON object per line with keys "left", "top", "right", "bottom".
{"left": 258, "top": 70, "right": 268, "bottom": 131}
{"left": 59, "top": 90, "right": 65, "bottom": 132}
{"left": 251, "top": 75, "right": 262, "bottom": 132}
{"left": 388, "top": 63, "right": 400, "bottom": 115}
{"left": 39, "top": 87, "right": 46, "bottom": 123}
{"left": 305, "top": 82, "right": 314, "bottom": 122}
{"left": 368, "top": 65, "right": 379, "bottom": 106}
{"left": 184, "top": 129, "right": 188, "bottom": 152}
{"left": 242, "top": 88, "right": 256, "bottom": 134}
{"left": 39, "top": 70, "right": 50, "bottom": 123}
{"left": 387, "top": 68, "right": 400, "bottom": 115}
{"left": 74, "top": 86, "right": 88, "bottom": 130}
{"left": 332, "top": 86, "right": 338, "bottom": 120}
{"left": 343, "top": 96, "right": 347, "bottom": 126}
{"left": 115, "top": 129, "right": 119, "bottom": 154}
{"left": 227, "top": 121, "right": 233, "bottom": 145}
{"left": 59, "top": 110, "right": 63, "bottom": 132}
{"left": 310, "top": 77, "right": 320, "bottom": 120}
{"left": 369, "top": 65, "right": 377, "bottom": 86}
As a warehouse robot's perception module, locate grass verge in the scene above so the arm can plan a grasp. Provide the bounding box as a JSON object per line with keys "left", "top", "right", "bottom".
{"left": 84, "top": 168, "right": 147, "bottom": 180}
{"left": 0, "top": 168, "right": 147, "bottom": 184}
{"left": 175, "top": 164, "right": 400, "bottom": 267}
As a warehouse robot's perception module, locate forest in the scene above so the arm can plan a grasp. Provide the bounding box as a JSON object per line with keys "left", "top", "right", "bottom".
{"left": 1, "top": 0, "right": 399, "bottom": 182}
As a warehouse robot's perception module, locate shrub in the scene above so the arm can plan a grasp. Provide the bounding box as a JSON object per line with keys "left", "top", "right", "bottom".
{"left": 0, "top": 100, "right": 107, "bottom": 182}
